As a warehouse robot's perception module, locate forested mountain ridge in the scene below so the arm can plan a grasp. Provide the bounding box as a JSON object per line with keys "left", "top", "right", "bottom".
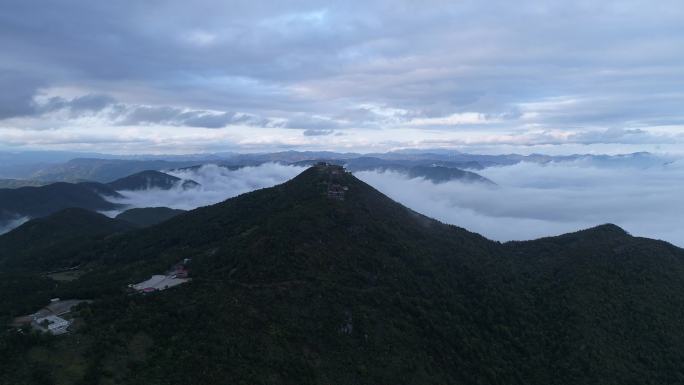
{"left": 0, "top": 182, "right": 122, "bottom": 223}
{"left": 0, "top": 208, "right": 134, "bottom": 271}
{"left": 107, "top": 170, "right": 199, "bottom": 191}
{"left": 1, "top": 165, "right": 683, "bottom": 384}
{"left": 0, "top": 169, "right": 194, "bottom": 228}
{"left": 115, "top": 207, "right": 186, "bottom": 227}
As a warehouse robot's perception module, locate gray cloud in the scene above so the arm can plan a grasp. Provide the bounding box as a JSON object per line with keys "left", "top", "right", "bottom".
{"left": 23, "top": 94, "right": 276, "bottom": 129}
{"left": 38, "top": 94, "right": 117, "bottom": 116}
{"left": 303, "top": 129, "right": 335, "bottom": 136}
{"left": 118, "top": 106, "right": 274, "bottom": 129}
{"left": 284, "top": 114, "right": 341, "bottom": 130}
{"left": 0, "top": 72, "right": 43, "bottom": 119}
{"left": 568, "top": 128, "right": 678, "bottom": 145}
{"left": 0, "top": 0, "right": 683, "bottom": 151}
{"left": 118, "top": 106, "right": 250, "bottom": 128}
{"left": 62, "top": 94, "right": 116, "bottom": 113}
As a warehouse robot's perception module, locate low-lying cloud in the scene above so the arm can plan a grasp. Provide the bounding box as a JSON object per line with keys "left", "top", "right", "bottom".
{"left": 104, "top": 163, "right": 307, "bottom": 213}
{"left": 100, "top": 159, "right": 684, "bottom": 247}
{"left": 0, "top": 216, "right": 29, "bottom": 236}
{"left": 356, "top": 159, "right": 684, "bottom": 247}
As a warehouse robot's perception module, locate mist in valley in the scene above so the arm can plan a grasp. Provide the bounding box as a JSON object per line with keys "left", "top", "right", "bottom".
{"left": 99, "top": 158, "right": 684, "bottom": 247}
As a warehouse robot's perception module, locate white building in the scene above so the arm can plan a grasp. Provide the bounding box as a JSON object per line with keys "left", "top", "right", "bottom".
{"left": 13, "top": 299, "right": 91, "bottom": 334}
{"left": 33, "top": 315, "right": 70, "bottom": 335}
{"left": 131, "top": 274, "right": 190, "bottom": 292}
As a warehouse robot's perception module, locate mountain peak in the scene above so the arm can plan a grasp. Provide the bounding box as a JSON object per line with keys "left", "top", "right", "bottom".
{"left": 95, "top": 164, "right": 489, "bottom": 283}
{"left": 588, "top": 223, "right": 629, "bottom": 235}
{"left": 273, "top": 163, "right": 356, "bottom": 200}
{"left": 0, "top": 181, "right": 122, "bottom": 222}
{"left": 562, "top": 223, "right": 631, "bottom": 241}
{"left": 107, "top": 170, "right": 199, "bottom": 191}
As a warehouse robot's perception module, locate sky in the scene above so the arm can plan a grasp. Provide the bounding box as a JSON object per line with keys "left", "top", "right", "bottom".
{"left": 1, "top": 0, "right": 683, "bottom": 155}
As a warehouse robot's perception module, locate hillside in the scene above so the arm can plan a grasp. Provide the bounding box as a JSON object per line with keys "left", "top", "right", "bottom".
{"left": 0, "top": 182, "right": 123, "bottom": 224}
{"left": 1, "top": 165, "right": 683, "bottom": 384}
{"left": 0, "top": 170, "right": 197, "bottom": 234}
{"left": 404, "top": 165, "right": 494, "bottom": 184}
{"left": 107, "top": 170, "right": 200, "bottom": 191}
{"left": 342, "top": 156, "right": 485, "bottom": 172}
{"left": 115, "top": 207, "right": 186, "bottom": 227}
{"left": 4, "top": 151, "right": 666, "bottom": 182}
{"left": 0, "top": 179, "right": 47, "bottom": 189}
{"left": 0, "top": 208, "right": 134, "bottom": 271}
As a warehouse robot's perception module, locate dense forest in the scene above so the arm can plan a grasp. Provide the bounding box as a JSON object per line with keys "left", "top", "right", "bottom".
{"left": 1, "top": 165, "right": 684, "bottom": 384}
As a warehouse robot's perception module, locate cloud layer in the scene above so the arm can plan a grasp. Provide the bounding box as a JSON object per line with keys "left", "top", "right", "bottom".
{"left": 357, "top": 160, "right": 684, "bottom": 247}
{"left": 1, "top": 1, "right": 683, "bottom": 153}
{"left": 101, "top": 160, "right": 684, "bottom": 247}
{"left": 105, "top": 163, "right": 306, "bottom": 213}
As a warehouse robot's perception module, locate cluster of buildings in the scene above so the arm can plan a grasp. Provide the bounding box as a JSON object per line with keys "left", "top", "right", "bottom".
{"left": 8, "top": 261, "right": 194, "bottom": 335}
{"left": 129, "top": 258, "right": 191, "bottom": 293}
{"left": 315, "top": 162, "right": 350, "bottom": 201}
{"left": 11, "top": 298, "right": 91, "bottom": 335}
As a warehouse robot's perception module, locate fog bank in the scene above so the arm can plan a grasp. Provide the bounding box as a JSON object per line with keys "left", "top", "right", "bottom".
{"left": 105, "top": 163, "right": 306, "bottom": 213}
{"left": 357, "top": 159, "right": 684, "bottom": 247}
{"left": 100, "top": 159, "right": 684, "bottom": 247}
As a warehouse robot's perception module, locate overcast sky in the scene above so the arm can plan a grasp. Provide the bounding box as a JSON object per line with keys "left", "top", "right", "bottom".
{"left": 1, "top": 1, "right": 683, "bottom": 154}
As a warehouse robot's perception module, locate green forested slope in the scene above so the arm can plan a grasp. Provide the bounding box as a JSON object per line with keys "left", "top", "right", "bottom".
{"left": 0, "top": 208, "right": 133, "bottom": 271}
{"left": 0, "top": 182, "right": 122, "bottom": 223}
{"left": 1, "top": 165, "right": 683, "bottom": 385}
{"left": 115, "top": 207, "right": 186, "bottom": 228}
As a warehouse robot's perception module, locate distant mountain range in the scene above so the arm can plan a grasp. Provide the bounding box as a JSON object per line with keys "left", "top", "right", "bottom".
{"left": 0, "top": 170, "right": 197, "bottom": 226}
{"left": 0, "top": 150, "right": 669, "bottom": 183}
{"left": 0, "top": 179, "right": 47, "bottom": 189}
{"left": 0, "top": 182, "right": 123, "bottom": 224}
{"left": 28, "top": 158, "right": 207, "bottom": 183}
{"left": 1, "top": 165, "right": 683, "bottom": 384}
{"left": 107, "top": 170, "right": 199, "bottom": 191}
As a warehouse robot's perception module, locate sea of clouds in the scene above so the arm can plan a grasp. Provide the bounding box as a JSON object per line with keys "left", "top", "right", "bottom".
{"left": 104, "top": 163, "right": 307, "bottom": 213}
{"left": 102, "top": 159, "right": 684, "bottom": 247}
{"left": 357, "top": 159, "right": 684, "bottom": 247}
